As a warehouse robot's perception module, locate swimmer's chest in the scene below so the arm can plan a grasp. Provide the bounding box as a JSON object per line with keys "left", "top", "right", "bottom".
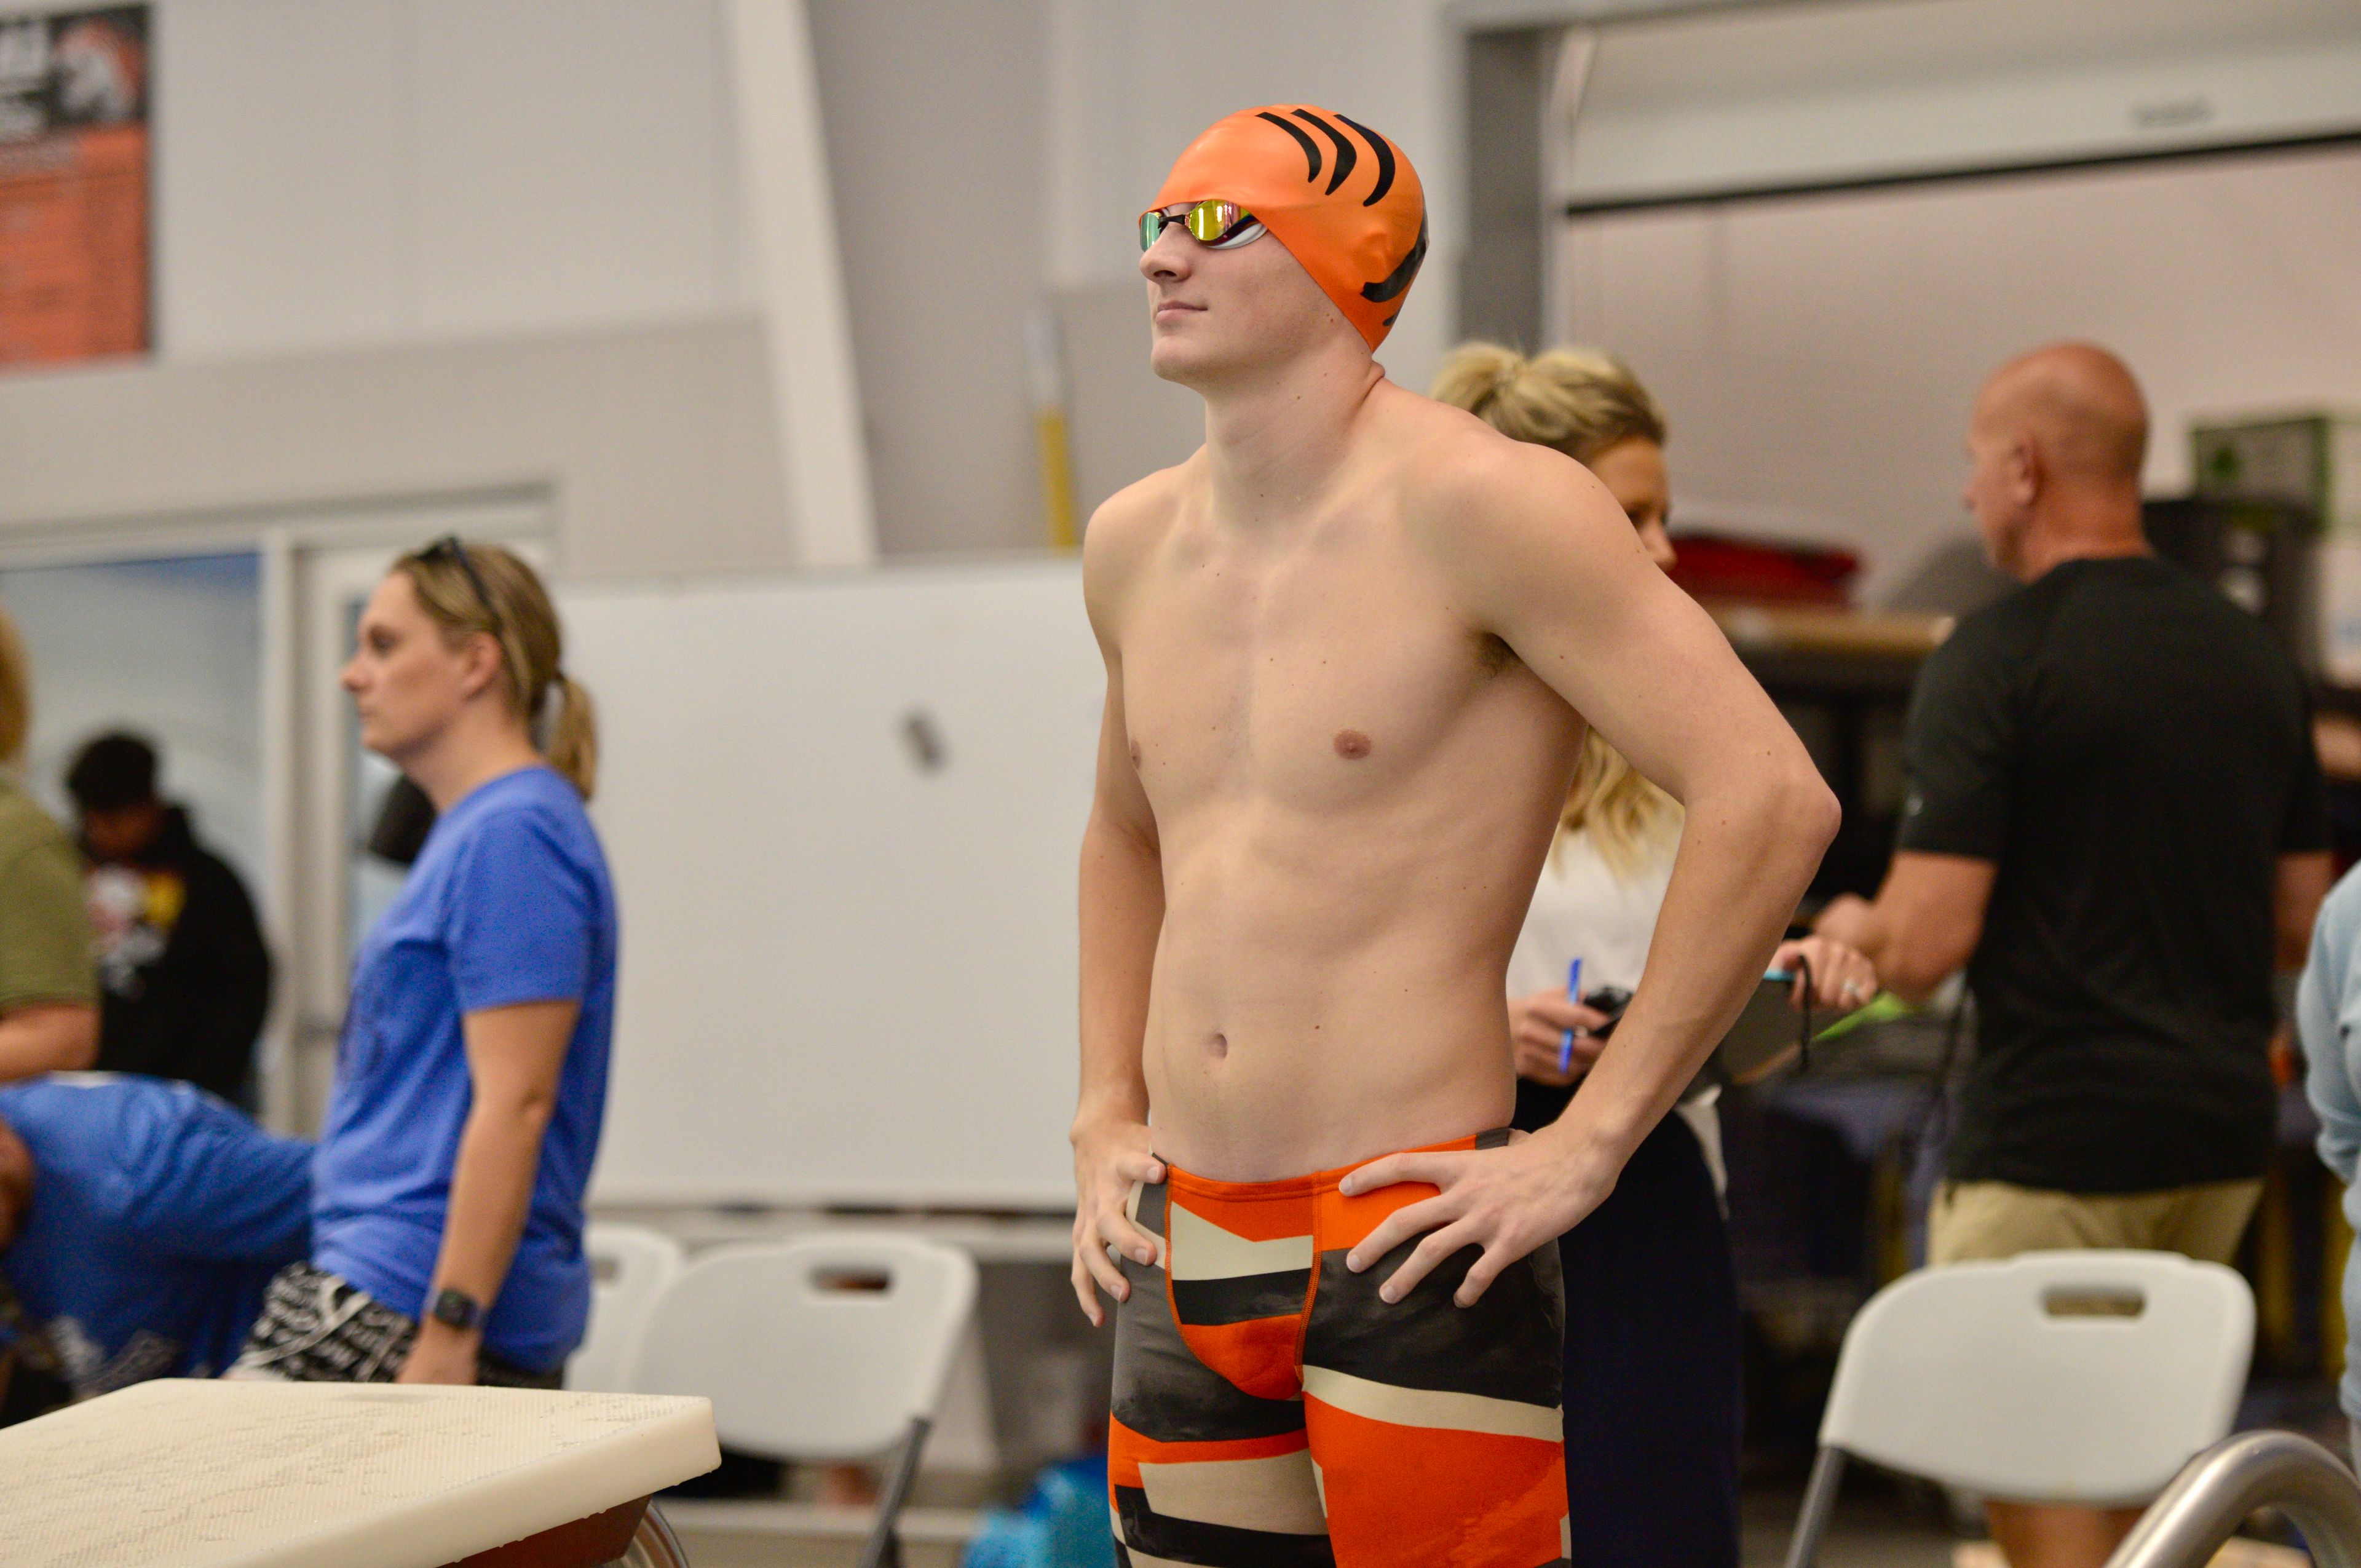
{"left": 1120, "top": 522, "right": 1551, "bottom": 810}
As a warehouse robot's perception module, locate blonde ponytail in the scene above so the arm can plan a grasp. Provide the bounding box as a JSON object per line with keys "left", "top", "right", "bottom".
{"left": 1559, "top": 728, "right": 1680, "bottom": 880}
{"left": 544, "top": 673, "right": 598, "bottom": 801}
{"left": 1431, "top": 340, "right": 1666, "bottom": 466}
{"left": 1428, "top": 341, "right": 1529, "bottom": 430}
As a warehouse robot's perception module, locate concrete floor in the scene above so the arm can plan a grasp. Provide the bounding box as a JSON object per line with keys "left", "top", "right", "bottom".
{"left": 666, "top": 1464, "right": 2335, "bottom": 1567}
{"left": 662, "top": 1481, "right": 1967, "bottom": 1568}
{"left": 660, "top": 1380, "right": 2351, "bottom": 1566}
{"left": 669, "top": 1521, "right": 1946, "bottom": 1568}
{"left": 1743, "top": 1478, "right": 1958, "bottom": 1568}
{"left": 669, "top": 1529, "right": 964, "bottom": 1568}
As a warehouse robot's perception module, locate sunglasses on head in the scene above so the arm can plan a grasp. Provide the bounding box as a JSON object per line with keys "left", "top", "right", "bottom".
{"left": 1137, "top": 199, "right": 1267, "bottom": 253}
{"left": 420, "top": 535, "right": 500, "bottom": 630}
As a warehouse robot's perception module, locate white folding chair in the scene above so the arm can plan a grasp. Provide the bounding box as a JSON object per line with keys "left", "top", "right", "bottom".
{"left": 625, "top": 1232, "right": 979, "bottom": 1568}
{"left": 1786, "top": 1249, "right": 2255, "bottom": 1568}
{"left": 569, "top": 1223, "right": 687, "bottom": 1393}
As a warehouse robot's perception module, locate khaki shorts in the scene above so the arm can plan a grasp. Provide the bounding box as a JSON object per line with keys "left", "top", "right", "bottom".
{"left": 1928, "top": 1178, "right": 2263, "bottom": 1268}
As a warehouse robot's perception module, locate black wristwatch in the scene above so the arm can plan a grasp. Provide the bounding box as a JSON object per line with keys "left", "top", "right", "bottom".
{"left": 429, "top": 1288, "right": 483, "bottom": 1332}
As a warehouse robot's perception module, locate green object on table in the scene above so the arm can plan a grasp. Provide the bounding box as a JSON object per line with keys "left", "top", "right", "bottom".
{"left": 1814, "top": 991, "right": 1913, "bottom": 1042}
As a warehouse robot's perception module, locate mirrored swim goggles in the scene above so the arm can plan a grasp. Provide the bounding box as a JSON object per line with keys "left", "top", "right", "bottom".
{"left": 1137, "top": 199, "right": 1268, "bottom": 252}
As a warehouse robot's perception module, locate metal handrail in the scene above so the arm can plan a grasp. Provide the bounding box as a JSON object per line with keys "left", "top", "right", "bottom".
{"left": 614, "top": 1500, "right": 692, "bottom": 1567}
{"left": 2105, "top": 1431, "right": 2361, "bottom": 1568}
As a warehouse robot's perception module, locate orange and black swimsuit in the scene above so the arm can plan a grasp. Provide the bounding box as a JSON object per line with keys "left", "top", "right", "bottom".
{"left": 1108, "top": 1128, "right": 1570, "bottom": 1567}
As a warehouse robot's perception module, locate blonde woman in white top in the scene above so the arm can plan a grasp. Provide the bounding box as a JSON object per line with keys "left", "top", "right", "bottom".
{"left": 1436, "top": 344, "right": 1875, "bottom": 1568}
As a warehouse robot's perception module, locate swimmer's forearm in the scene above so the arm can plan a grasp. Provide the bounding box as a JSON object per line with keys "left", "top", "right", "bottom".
{"left": 1551, "top": 766, "right": 1837, "bottom": 1163}
{"left": 1070, "top": 807, "right": 1166, "bottom": 1318}
{"left": 1076, "top": 814, "right": 1163, "bottom": 1129}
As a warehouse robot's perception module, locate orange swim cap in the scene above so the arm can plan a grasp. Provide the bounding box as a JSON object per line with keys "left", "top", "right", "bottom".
{"left": 1150, "top": 105, "right": 1426, "bottom": 350}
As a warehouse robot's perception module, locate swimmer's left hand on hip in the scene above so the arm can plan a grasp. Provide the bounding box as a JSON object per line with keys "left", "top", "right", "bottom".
{"left": 1339, "top": 1134, "right": 1607, "bottom": 1309}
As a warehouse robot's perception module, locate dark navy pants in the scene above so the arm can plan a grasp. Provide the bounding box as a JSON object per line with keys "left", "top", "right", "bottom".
{"left": 1519, "top": 1083, "right": 1744, "bottom": 1568}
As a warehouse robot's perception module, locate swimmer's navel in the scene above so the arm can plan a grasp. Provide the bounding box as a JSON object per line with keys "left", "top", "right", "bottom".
{"left": 1206, "top": 1032, "right": 1228, "bottom": 1059}
{"left": 1129, "top": 738, "right": 1143, "bottom": 769}
{"left": 1334, "top": 729, "right": 1372, "bottom": 760}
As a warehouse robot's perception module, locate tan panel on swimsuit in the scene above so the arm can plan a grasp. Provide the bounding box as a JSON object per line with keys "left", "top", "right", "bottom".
{"left": 1165, "top": 1202, "right": 1316, "bottom": 1281}
{"left": 1300, "top": 1366, "right": 1563, "bottom": 1443}
{"left": 1139, "top": 1449, "right": 1329, "bottom": 1535}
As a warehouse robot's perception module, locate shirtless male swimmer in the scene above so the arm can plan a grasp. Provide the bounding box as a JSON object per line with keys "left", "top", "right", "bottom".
{"left": 1072, "top": 107, "right": 1839, "bottom": 1567}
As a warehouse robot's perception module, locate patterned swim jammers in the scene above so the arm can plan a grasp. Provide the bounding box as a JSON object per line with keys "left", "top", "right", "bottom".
{"left": 1109, "top": 1127, "right": 1570, "bottom": 1567}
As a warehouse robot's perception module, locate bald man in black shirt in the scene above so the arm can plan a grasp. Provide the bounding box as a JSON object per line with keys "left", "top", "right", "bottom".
{"left": 1817, "top": 343, "right": 2331, "bottom": 1568}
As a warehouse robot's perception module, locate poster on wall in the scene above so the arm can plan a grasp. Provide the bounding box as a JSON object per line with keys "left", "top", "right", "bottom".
{"left": 0, "top": 4, "right": 148, "bottom": 367}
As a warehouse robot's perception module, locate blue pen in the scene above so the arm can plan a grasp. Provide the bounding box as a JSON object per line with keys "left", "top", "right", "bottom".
{"left": 1558, "top": 957, "right": 1584, "bottom": 1075}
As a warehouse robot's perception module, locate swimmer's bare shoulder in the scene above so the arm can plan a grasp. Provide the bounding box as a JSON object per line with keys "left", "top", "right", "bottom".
{"left": 1382, "top": 385, "right": 1733, "bottom": 762}
{"left": 1080, "top": 456, "right": 1195, "bottom": 646}
{"left": 1388, "top": 391, "right": 1642, "bottom": 584}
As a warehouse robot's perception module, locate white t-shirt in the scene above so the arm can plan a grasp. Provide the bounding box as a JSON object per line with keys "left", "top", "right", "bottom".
{"left": 1506, "top": 828, "right": 1674, "bottom": 1002}
{"left": 1508, "top": 824, "right": 1725, "bottom": 1194}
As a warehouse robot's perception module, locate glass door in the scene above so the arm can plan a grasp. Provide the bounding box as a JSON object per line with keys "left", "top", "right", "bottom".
{"left": 0, "top": 553, "right": 267, "bottom": 1104}
{"left": 0, "top": 553, "right": 265, "bottom": 873}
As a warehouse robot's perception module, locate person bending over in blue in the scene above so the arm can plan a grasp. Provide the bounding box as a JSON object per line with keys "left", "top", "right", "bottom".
{"left": 0, "top": 1072, "right": 309, "bottom": 1422}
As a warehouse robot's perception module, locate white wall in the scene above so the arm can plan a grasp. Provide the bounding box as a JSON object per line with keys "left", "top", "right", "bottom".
{"left": 1562, "top": 143, "right": 2361, "bottom": 604}
{"left": 0, "top": 318, "right": 793, "bottom": 579}
{"left": 804, "top": 0, "right": 1050, "bottom": 556}
{"left": 0, "top": 0, "right": 904, "bottom": 574}
{"left": 155, "top": 0, "right": 749, "bottom": 360}
{"left": 2, "top": 0, "right": 1492, "bottom": 564}
{"left": 1555, "top": 0, "right": 2361, "bottom": 210}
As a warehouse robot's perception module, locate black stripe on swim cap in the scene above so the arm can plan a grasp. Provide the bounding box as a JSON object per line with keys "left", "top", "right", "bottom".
{"left": 1256, "top": 111, "right": 1321, "bottom": 184}
{"left": 1291, "top": 109, "right": 1357, "bottom": 196}
{"left": 1360, "top": 214, "right": 1428, "bottom": 304}
{"left": 1337, "top": 113, "right": 1396, "bottom": 207}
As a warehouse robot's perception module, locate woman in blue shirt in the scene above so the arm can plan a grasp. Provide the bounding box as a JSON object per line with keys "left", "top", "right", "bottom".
{"left": 236, "top": 539, "right": 617, "bottom": 1387}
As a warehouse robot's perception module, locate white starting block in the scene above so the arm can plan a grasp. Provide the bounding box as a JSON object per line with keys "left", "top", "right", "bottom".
{"left": 0, "top": 1379, "right": 719, "bottom": 1567}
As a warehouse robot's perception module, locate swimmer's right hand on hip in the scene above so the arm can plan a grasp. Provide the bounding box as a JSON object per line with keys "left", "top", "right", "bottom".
{"left": 1070, "top": 1114, "right": 1165, "bottom": 1327}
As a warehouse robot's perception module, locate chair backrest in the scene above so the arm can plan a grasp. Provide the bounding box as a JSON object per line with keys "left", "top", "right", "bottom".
{"left": 1821, "top": 1250, "right": 2254, "bottom": 1505}
{"left": 625, "top": 1232, "right": 979, "bottom": 1460}
{"left": 568, "top": 1223, "right": 687, "bottom": 1393}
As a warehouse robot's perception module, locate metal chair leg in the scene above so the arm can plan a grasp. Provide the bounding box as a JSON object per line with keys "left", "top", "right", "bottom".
{"left": 855, "top": 1416, "right": 932, "bottom": 1568}
{"left": 613, "top": 1499, "right": 692, "bottom": 1566}
{"left": 1784, "top": 1446, "right": 1847, "bottom": 1568}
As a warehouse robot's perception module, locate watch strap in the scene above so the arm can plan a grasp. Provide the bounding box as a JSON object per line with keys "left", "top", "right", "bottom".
{"left": 429, "top": 1287, "right": 483, "bottom": 1332}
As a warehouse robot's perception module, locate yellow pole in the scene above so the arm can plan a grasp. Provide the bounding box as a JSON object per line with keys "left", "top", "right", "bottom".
{"left": 1027, "top": 309, "right": 1080, "bottom": 552}
{"left": 1037, "top": 406, "right": 1079, "bottom": 553}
